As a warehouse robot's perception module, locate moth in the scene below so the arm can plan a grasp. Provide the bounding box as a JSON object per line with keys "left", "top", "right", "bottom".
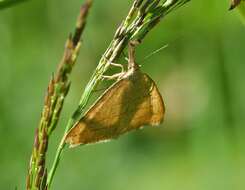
{"left": 65, "top": 42, "right": 165, "bottom": 147}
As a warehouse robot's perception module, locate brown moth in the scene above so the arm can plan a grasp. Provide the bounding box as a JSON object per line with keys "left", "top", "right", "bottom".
{"left": 65, "top": 43, "right": 165, "bottom": 147}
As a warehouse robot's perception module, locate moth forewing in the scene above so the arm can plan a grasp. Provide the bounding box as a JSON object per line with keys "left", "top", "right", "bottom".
{"left": 65, "top": 43, "right": 165, "bottom": 147}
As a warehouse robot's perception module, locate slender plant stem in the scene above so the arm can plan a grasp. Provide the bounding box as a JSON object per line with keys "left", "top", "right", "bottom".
{"left": 26, "top": 1, "right": 92, "bottom": 190}
{"left": 46, "top": 119, "right": 73, "bottom": 187}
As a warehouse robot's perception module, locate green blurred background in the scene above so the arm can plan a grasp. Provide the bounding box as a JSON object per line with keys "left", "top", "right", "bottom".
{"left": 1, "top": 0, "right": 245, "bottom": 189}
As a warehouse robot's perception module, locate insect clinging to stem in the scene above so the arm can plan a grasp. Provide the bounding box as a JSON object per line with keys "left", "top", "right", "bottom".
{"left": 65, "top": 41, "right": 165, "bottom": 147}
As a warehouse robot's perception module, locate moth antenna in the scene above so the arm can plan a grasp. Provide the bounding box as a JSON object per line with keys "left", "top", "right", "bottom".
{"left": 141, "top": 44, "right": 169, "bottom": 63}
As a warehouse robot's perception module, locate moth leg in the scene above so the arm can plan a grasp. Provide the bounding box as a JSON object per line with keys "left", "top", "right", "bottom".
{"left": 102, "top": 72, "right": 124, "bottom": 80}
{"left": 103, "top": 55, "right": 124, "bottom": 73}
{"left": 110, "top": 62, "right": 124, "bottom": 73}
{"left": 102, "top": 56, "right": 125, "bottom": 80}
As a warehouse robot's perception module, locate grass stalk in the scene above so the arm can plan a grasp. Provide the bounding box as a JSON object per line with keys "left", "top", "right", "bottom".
{"left": 26, "top": 1, "right": 92, "bottom": 189}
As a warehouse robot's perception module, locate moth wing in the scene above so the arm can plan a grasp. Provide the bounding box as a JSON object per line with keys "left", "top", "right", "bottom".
{"left": 65, "top": 72, "right": 165, "bottom": 147}
{"left": 120, "top": 73, "right": 165, "bottom": 133}
{"left": 65, "top": 78, "right": 133, "bottom": 146}
{"left": 148, "top": 75, "right": 165, "bottom": 125}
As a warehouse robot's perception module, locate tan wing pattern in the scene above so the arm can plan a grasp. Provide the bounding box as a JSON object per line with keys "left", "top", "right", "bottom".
{"left": 65, "top": 70, "right": 165, "bottom": 147}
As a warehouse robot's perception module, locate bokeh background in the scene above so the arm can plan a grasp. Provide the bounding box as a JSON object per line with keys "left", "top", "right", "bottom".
{"left": 1, "top": 0, "right": 245, "bottom": 189}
